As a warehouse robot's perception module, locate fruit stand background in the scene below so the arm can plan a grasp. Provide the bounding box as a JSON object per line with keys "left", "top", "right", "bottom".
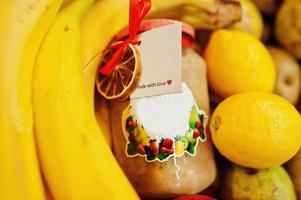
{"left": 1, "top": 0, "right": 301, "bottom": 199}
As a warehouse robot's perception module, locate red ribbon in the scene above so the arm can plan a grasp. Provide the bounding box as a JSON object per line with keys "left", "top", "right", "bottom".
{"left": 99, "top": 0, "right": 151, "bottom": 75}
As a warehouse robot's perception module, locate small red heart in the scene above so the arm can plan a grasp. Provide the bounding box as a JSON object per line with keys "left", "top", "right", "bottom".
{"left": 167, "top": 80, "right": 172, "bottom": 85}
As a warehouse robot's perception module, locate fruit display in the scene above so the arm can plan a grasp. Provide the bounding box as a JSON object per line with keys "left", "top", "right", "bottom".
{"left": 1, "top": 0, "right": 301, "bottom": 199}
{"left": 123, "top": 98, "right": 207, "bottom": 162}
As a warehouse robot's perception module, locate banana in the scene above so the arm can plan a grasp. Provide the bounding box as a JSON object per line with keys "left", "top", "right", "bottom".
{"left": 81, "top": 0, "right": 130, "bottom": 145}
{"left": 43, "top": 175, "right": 54, "bottom": 200}
{"left": 33, "top": 0, "right": 139, "bottom": 199}
{"left": 95, "top": 93, "right": 112, "bottom": 147}
{"left": 61, "top": 0, "right": 73, "bottom": 10}
{"left": 147, "top": 0, "right": 241, "bottom": 29}
{"left": 0, "top": 0, "right": 62, "bottom": 199}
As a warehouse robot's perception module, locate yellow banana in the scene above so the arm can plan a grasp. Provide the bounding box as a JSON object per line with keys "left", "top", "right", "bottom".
{"left": 61, "top": 0, "right": 73, "bottom": 10}
{"left": 0, "top": 0, "right": 62, "bottom": 199}
{"left": 33, "top": 0, "right": 139, "bottom": 199}
{"left": 94, "top": 93, "right": 112, "bottom": 147}
{"left": 81, "top": 0, "right": 130, "bottom": 146}
{"left": 42, "top": 174, "right": 54, "bottom": 200}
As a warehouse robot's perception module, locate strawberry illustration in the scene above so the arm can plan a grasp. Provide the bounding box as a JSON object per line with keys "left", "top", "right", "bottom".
{"left": 127, "top": 120, "right": 137, "bottom": 128}
{"left": 162, "top": 138, "right": 173, "bottom": 148}
{"left": 193, "top": 128, "right": 200, "bottom": 138}
{"left": 160, "top": 146, "right": 169, "bottom": 153}
{"left": 167, "top": 148, "right": 174, "bottom": 155}
{"left": 196, "top": 121, "right": 203, "bottom": 129}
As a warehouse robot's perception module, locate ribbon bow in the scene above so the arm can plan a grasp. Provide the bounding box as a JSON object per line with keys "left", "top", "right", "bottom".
{"left": 99, "top": 0, "right": 151, "bottom": 75}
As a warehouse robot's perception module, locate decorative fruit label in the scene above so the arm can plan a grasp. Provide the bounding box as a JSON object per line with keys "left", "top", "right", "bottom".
{"left": 122, "top": 83, "right": 208, "bottom": 162}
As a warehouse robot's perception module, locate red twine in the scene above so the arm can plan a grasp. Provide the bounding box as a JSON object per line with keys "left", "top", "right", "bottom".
{"left": 99, "top": 0, "right": 151, "bottom": 75}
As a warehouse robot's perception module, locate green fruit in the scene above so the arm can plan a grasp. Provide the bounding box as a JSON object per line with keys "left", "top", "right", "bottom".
{"left": 286, "top": 149, "right": 301, "bottom": 199}
{"left": 180, "top": 136, "right": 189, "bottom": 149}
{"left": 189, "top": 105, "right": 199, "bottom": 129}
{"left": 220, "top": 164, "right": 297, "bottom": 200}
{"left": 185, "top": 130, "right": 197, "bottom": 145}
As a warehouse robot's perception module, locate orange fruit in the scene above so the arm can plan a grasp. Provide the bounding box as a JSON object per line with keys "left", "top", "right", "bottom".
{"left": 96, "top": 44, "right": 141, "bottom": 101}
{"left": 210, "top": 92, "right": 301, "bottom": 169}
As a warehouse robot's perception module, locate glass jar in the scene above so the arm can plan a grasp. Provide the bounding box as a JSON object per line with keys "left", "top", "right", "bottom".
{"left": 109, "top": 20, "right": 216, "bottom": 199}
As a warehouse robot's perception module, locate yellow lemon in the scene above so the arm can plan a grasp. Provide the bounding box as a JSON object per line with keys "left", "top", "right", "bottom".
{"left": 204, "top": 29, "right": 276, "bottom": 98}
{"left": 210, "top": 92, "right": 301, "bottom": 169}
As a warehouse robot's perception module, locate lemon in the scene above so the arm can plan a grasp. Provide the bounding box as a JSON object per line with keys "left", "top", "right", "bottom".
{"left": 204, "top": 29, "right": 276, "bottom": 98}
{"left": 229, "top": 0, "right": 264, "bottom": 39}
{"left": 210, "top": 92, "right": 301, "bottom": 169}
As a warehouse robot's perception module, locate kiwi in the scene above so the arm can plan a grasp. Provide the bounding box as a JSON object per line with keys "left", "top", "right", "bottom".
{"left": 267, "top": 46, "right": 301, "bottom": 105}
{"left": 219, "top": 164, "right": 297, "bottom": 200}
{"left": 275, "top": 0, "right": 301, "bottom": 59}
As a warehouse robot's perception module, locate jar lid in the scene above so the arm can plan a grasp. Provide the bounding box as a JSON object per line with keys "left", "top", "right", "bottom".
{"left": 115, "top": 19, "right": 195, "bottom": 44}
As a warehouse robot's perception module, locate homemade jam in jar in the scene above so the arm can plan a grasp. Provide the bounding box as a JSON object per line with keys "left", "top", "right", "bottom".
{"left": 108, "top": 20, "right": 216, "bottom": 198}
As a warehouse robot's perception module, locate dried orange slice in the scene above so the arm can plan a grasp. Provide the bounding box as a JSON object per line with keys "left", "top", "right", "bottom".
{"left": 96, "top": 44, "right": 141, "bottom": 101}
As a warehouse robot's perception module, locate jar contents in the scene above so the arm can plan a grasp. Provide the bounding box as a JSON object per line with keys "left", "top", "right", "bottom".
{"left": 110, "top": 47, "right": 216, "bottom": 198}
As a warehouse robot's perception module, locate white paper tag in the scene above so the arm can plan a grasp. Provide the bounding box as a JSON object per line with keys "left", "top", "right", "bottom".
{"left": 130, "top": 22, "right": 182, "bottom": 99}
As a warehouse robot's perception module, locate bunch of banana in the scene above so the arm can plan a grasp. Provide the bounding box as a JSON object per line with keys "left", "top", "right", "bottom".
{"left": 0, "top": 0, "right": 241, "bottom": 199}
{"left": 0, "top": 0, "right": 63, "bottom": 199}
{"left": 32, "top": 0, "right": 139, "bottom": 199}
